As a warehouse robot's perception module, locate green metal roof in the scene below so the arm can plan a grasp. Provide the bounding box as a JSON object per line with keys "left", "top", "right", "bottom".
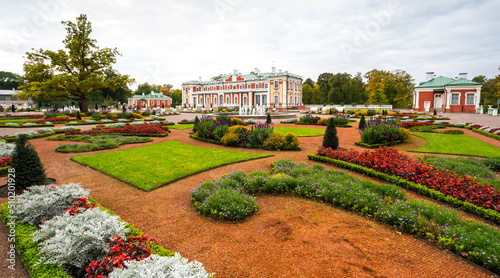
{"left": 130, "top": 93, "right": 171, "bottom": 99}
{"left": 417, "top": 76, "right": 482, "bottom": 88}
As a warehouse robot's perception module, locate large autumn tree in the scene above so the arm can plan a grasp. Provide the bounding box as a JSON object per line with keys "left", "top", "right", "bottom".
{"left": 17, "top": 14, "right": 133, "bottom": 112}
{"left": 365, "top": 69, "right": 414, "bottom": 108}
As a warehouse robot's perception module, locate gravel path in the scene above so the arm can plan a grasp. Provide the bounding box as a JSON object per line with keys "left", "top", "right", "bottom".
{"left": 0, "top": 112, "right": 499, "bottom": 277}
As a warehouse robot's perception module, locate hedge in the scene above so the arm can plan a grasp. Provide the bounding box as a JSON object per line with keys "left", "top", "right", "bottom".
{"left": 307, "top": 154, "right": 500, "bottom": 225}
{"left": 0, "top": 124, "right": 54, "bottom": 128}
{"left": 0, "top": 166, "right": 11, "bottom": 176}
{"left": 5, "top": 131, "right": 56, "bottom": 142}
{"left": 354, "top": 140, "right": 403, "bottom": 149}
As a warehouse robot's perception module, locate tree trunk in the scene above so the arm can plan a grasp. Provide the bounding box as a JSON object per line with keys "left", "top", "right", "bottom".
{"left": 81, "top": 95, "right": 89, "bottom": 113}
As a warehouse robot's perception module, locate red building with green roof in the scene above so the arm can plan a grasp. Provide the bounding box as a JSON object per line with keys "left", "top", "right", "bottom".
{"left": 413, "top": 72, "right": 482, "bottom": 113}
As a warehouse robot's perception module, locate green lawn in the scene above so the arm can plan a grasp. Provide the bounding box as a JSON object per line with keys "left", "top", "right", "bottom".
{"left": 0, "top": 118, "right": 36, "bottom": 123}
{"left": 71, "top": 140, "right": 273, "bottom": 191}
{"left": 168, "top": 124, "right": 194, "bottom": 130}
{"left": 409, "top": 133, "right": 500, "bottom": 157}
{"left": 273, "top": 126, "right": 325, "bottom": 137}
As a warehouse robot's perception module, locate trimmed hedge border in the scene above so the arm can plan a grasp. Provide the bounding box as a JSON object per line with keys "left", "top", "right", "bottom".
{"left": 472, "top": 128, "right": 500, "bottom": 141}
{"left": 189, "top": 134, "right": 224, "bottom": 146}
{"left": 294, "top": 121, "right": 352, "bottom": 127}
{"left": 307, "top": 154, "right": 500, "bottom": 225}
{"left": 178, "top": 121, "right": 195, "bottom": 125}
{"left": 0, "top": 124, "right": 54, "bottom": 128}
{"left": 0, "top": 197, "right": 175, "bottom": 278}
{"left": 64, "top": 120, "right": 134, "bottom": 126}
{"left": 354, "top": 140, "right": 403, "bottom": 149}
{"left": 5, "top": 131, "right": 56, "bottom": 142}
{"left": 0, "top": 166, "right": 11, "bottom": 176}
{"left": 1, "top": 203, "right": 72, "bottom": 278}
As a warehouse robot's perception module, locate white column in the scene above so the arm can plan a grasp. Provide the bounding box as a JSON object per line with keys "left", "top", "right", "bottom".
{"left": 476, "top": 87, "right": 482, "bottom": 111}
{"left": 414, "top": 89, "right": 419, "bottom": 109}
{"left": 445, "top": 88, "right": 451, "bottom": 110}
{"left": 283, "top": 79, "right": 287, "bottom": 107}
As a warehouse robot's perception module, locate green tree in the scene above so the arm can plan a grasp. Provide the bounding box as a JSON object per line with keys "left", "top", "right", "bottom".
{"left": 358, "top": 115, "right": 366, "bottom": 130}
{"left": 170, "top": 89, "right": 182, "bottom": 107}
{"left": 322, "top": 117, "right": 339, "bottom": 149}
{"left": 134, "top": 82, "right": 161, "bottom": 95}
{"left": 474, "top": 71, "right": 500, "bottom": 106}
{"left": 11, "top": 134, "right": 47, "bottom": 190}
{"left": 0, "top": 71, "right": 23, "bottom": 90}
{"left": 303, "top": 77, "right": 315, "bottom": 88}
{"left": 99, "top": 69, "right": 133, "bottom": 106}
{"left": 302, "top": 83, "right": 314, "bottom": 104}
{"left": 17, "top": 14, "right": 133, "bottom": 112}
{"left": 317, "top": 72, "right": 333, "bottom": 104}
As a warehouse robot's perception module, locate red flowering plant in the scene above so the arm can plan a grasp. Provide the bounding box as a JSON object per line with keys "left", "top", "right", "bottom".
{"left": 28, "top": 117, "right": 77, "bottom": 124}
{"left": 0, "top": 156, "right": 12, "bottom": 167}
{"left": 85, "top": 235, "right": 157, "bottom": 278}
{"left": 400, "top": 121, "right": 434, "bottom": 129}
{"left": 316, "top": 146, "right": 500, "bottom": 212}
{"left": 63, "top": 197, "right": 97, "bottom": 216}
{"left": 65, "top": 124, "right": 169, "bottom": 136}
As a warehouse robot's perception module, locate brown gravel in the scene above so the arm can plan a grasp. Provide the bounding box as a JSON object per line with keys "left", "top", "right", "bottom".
{"left": 1, "top": 117, "right": 499, "bottom": 278}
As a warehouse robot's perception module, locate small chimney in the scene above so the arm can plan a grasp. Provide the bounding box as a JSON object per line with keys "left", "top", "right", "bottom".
{"left": 142, "top": 93, "right": 145, "bottom": 96}
{"left": 254, "top": 68, "right": 260, "bottom": 75}
{"left": 278, "top": 69, "right": 282, "bottom": 74}
{"left": 151, "top": 91, "right": 154, "bottom": 95}
{"left": 426, "top": 72, "right": 435, "bottom": 81}
{"left": 199, "top": 76, "right": 202, "bottom": 82}
{"left": 459, "top": 73, "right": 467, "bottom": 79}
{"left": 272, "top": 66, "right": 276, "bottom": 73}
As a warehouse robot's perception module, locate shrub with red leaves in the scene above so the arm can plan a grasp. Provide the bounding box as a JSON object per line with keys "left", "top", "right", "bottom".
{"left": 400, "top": 122, "right": 434, "bottom": 129}
{"left": 0, "top": 156, "right": 11, "bottom": 167}
{"left": 63, "top": 197, "right": 97, "bottom": 216}
{"left": 0, "top": 114, "right": 43, "bottom": 119}
{"left": 28, "top": 117, "right": 77, "bottom": 124}
{"left": 316, "top": 146, "right": 500, "bottom": 212}
{"left": 85, "top": 235, "right": 157, "bottom": 278}
{"left": 65, "top": 124, "right": 169, "bottom": 136}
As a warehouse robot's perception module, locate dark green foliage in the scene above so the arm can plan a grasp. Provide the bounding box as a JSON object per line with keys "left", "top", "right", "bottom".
{"left": 358, "top": 115, "right": 366, "bottom": 130}
{"left": 322, "top": 117, "right": 338, "bottom": 149}
{"left": 50, "top": 135, "right": 152, "bottom": 153}
{"left": 266, "top": 113, "right": 272, "bottom": 124}
{"left": 433, "top": 109, "right": 437, "bottom": 116}
{"left": 10, "top": 134, "right": 46, "bottom": 189}
{"left": 193, "top": 116, "right": 200, "bottom": 133}
{"left": 76, "top": 111, "right": 82, "bottom": 120}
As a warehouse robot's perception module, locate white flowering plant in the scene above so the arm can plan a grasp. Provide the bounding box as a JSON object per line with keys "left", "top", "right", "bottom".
{"left": 0, "top": 142, "right": 15, "bottom": 158}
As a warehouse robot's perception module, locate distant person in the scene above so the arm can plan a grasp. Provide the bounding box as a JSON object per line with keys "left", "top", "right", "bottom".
{"left": 62, "top": 104, "right": 65, "bottom": 111}
{"left": 122, "top": 103, "right": 126, "bottom": 113}
{"left": 11, "top": 104, "right": 15, "bottom": 112}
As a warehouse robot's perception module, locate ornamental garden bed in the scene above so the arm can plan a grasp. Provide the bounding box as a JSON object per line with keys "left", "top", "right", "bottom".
{"left": 354, "top": 140, "right": 403, "bottom": 148}
{"left": 48, "top": 134, "right": 153, "bottom": 153}
{"left": 409, "top": 133, "right": 500, "bottom": 157}
{"left": 272, "top": 126, "right": 325, "bottom": 137}
{"left": 64, "top": 119, "right": 135, "bottom": 125}
{"left": 0, "top": 183, "right": 212, "bottom": 277}
{"left": 311, "top": 147, "right": 500, "bottom": 223}
{"left": 191, "top": 160, "right": 500, "bottom": 274}
{"left": 4, "top": 127, "right": 81, "bottom": 142}
{"left": 65, "top": 124, "right": 170, "bottom": 137}
{"left": 295, "top": 115, "right": 353, "bottom": 127}
{"left": 71, "top": 140, "right": 273, "bottom": 191}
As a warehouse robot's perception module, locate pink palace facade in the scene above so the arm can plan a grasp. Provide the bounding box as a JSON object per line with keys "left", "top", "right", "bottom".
{"left": 182, "top": 67, "right": 304, "bottom": 110}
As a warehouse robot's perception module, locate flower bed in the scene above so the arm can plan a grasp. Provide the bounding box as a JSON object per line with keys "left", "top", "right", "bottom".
{"left": 27, "top": 117, "right": 77, "bottom": 124}
{"left": 65, "top": 124, "right": 170, "bottom": 137}
{"left": 315, "top": 146, "right": 500, "bottom": 213}
{"left": 0, "top": 183, "right": 212, "bottom": 278}
{"left": 4, "top": 129, "right": 57, "bottom": 142}
{"left": 48, "top": 134, "right": 153, "bottom": 153}
{"left": 64, "top": 119, "right": 135, "bottom": 125}
{"left": 0, "top": 122, "right": 55, "bottom": 128}
{"left": 191, "top": 160, "right": 500, "bottom": 274}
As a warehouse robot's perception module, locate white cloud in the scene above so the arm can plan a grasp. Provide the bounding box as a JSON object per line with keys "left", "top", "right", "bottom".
{"left": 1, "top": 0, "right": 499, "bottom": 90}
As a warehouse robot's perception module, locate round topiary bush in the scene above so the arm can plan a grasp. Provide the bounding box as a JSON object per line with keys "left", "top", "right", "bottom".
{"left": 10, "top": 134, "right": 47, "bottom": 190}
{"left": 263, "top": 132, "right": 286, "bottom": 150}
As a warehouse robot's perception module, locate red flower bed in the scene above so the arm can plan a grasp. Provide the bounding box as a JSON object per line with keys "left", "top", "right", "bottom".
{"left": 85, "top": 235, "right": 156, "bottom": 277}
{"left": 0, "top": 156, "right": 11, "bottom": 167}
{"left": 28, "top": 117, "right": 77, "bottom": 124}
{"left": 400, "top": 122, "right": 434, "bottom": 129}
{"left": 316, "top": 146, "right": 500, "bottom": 212}
{"left": 66, "top": 124, "right": 169, "bottom": 136}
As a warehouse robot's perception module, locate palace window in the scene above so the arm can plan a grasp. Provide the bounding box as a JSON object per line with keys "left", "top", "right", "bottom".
{"left": 256, "top": 84, "right": 259, "bottom": 89}
{"left": 451, "top": 93, "right": 460, "bottom": 105}
{"left": 265, "top": 83, "right": 268, "bottom": 89}
{"left": 466, "top": 93, "right": 475, "bottom": 105}
{"left": 274, "top": 81, "right": 279, "bottom": 89}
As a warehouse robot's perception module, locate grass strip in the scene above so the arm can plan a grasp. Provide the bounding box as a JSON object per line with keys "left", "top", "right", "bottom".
{"left": 409, "top": 133, "right": 500, "bottom": 157}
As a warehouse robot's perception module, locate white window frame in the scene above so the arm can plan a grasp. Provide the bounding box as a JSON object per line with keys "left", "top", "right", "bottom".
{"left": 274, "top": 81, "right": 279, "bottom": 89}
{"left": 234, "top": 96, "right": 238, "bottom": 104}
{"left": 465, "top": 93, "right": 475, "bottom": 105}
{"left": 265, "top": 83, "right": 268, "bottom": 89}
{"left": 451, "top": 93, "right": 460, "bottom": 105}
{"left": 5, "top": 97, "right": 10, "bottom": 101}
{"left": 256, "top": 84, "right": 259, "bottom": 89}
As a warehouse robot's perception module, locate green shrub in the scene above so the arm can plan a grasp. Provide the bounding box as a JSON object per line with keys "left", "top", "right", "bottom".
{"left": 247, "top": 123, "right": 273, "bottom": 146}
{"left": 322, "top": 117, "right": 338, "bottom": 149}
{"left": 266, "top": 113, "right": 272, "bottom": 124}
{"left": 284, "top": 132, "right": 300, "bottom": 150}
{"left": 213, "top": 125, "right": 229, "bottom": 141}
{"left": 76, "top": 111, "right": 82, "bottom": 120}
{"left": 358, "top": 115, "right": 366, "bottom": 130}
{"left": 10, "top": 134, "right": 46, "bottom": 190}
{"left": 263, "top": 132, "right": 286, "bottom": 150}
{"left": 361, "top": 122, "right": 404, "bottom": 145}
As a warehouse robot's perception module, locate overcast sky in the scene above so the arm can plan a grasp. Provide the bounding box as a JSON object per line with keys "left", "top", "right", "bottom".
{"left": 1, "top": 0, "right": 499, "bottom": 90}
